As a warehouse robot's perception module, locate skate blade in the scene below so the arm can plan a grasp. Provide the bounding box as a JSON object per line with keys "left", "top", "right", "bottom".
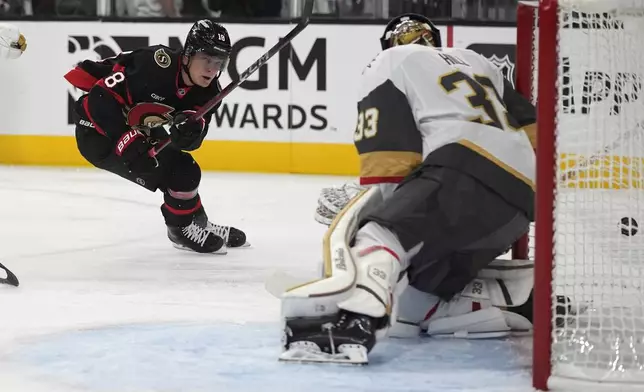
{"left": 172, "top": 243, "right": 228, "bottom": 255}
{"left": 430, "top": 330, "right": 511, "bottom": 339}
{"left": 279, "top": 345, "right": 369, "bottom": 365}
{"left": 229, "top": 241, "right": 251, "bottom": 249}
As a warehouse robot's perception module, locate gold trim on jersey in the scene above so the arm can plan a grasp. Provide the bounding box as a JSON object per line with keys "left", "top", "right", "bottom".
{"left": 457, "top": 139, "right": 535, "bottom": 190}
{"left": 522, "top": 123, "right": 537, "bottom": 149}
{"left": 359, "top": 151, "right": 423, "bottom": 180}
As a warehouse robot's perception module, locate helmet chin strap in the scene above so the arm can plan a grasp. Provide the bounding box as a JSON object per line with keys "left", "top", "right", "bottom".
{"left": 181, "top": 56, "right": 197, "bottom": 86}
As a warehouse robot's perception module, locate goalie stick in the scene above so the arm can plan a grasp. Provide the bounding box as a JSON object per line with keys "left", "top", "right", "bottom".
{"left": 0, "top": 262, "right": 19, "bottom": 287}
{"left": 148, "top": 0, "right": 315, "bottom": 158}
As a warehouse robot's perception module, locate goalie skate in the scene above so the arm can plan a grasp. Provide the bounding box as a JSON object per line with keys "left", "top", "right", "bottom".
{"left": 280, "top": 311, "right": 379, "bottom": 365}
{"left": 279, "top": 342, "right": 369, "bottom": 365}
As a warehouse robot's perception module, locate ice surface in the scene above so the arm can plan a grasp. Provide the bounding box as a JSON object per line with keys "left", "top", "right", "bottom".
{"left": 0, "top": 166, "right": 534, "bottom": 392}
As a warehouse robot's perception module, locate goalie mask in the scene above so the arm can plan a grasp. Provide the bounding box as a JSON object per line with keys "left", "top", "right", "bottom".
{"left": 380, "top": 14, "right": 442, "bottom": 50}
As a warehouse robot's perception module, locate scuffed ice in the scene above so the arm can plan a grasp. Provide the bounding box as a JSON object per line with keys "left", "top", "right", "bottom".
{"left": 6, "top": 323, "right": 534, "bottom": 392}
{"left": 0, "top": 168, "right": 536, "bottom": 392}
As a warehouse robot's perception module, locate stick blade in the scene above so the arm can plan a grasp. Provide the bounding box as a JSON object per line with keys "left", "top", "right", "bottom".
{"left": 0, "top": 262, "right": 19, "bottom": 287}
{"left": 264, "top": 270, "right": 312, "bottom": 298}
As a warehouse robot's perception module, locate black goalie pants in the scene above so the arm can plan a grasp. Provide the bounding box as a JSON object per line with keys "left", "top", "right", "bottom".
{"left": 363, "top": 166, "right": 531, "bottom": 301}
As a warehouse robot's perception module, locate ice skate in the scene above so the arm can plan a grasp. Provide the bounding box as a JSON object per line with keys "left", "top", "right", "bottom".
{"left": 280, "top": 311, "right": 380, "bottom": 365}
{"left": 167, "top": 218, "right": 226, "bottom": 254}
{"left": 206, "top": 221, "right": 250, "bottom": 248}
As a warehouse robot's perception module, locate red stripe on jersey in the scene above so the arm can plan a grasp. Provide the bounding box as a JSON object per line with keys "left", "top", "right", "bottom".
{"left": 64, "top": 67, "right": 99, "bottom": 92}
{"left": 125, "top": 84, "right": 133, "bottom": 106}
{"left": 359, "top": 176, "right": 404, "bottom": 185}
{"left": 95, "top": 82, "right": 126, "bottom": 106}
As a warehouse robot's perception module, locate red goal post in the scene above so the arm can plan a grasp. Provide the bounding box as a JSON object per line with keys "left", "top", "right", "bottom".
{"left": 517, "top": 0, "right": 644, "bottom": 390}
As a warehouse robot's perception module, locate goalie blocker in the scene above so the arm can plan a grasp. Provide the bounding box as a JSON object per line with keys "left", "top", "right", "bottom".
{"left": 280, "top": 161, "right": 532, "bottom": 364}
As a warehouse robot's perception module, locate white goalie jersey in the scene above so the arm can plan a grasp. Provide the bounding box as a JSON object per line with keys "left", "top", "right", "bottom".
{"left": 354, "top": 44, "right": 536, "bottom": 218}
{"left": 316, "top": 45, "right": 537, "bottom": 226}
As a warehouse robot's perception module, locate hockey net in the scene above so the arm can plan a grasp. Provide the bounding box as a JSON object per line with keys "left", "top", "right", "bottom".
{"left": 516, "top": 0, "right": 644, "bottom": 390}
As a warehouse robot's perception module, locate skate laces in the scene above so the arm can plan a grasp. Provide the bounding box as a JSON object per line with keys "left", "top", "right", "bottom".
{"left": 206, "top": 221, "right": 230, "bottom": 241}
{"left": 181, "top": 222, "right": 211, "bottom": 246}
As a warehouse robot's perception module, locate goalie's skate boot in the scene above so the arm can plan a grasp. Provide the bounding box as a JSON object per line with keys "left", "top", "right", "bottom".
{"left": 281, "top": 310, "right": 383, "bottom": 364}
{"left": 167, "top": 218, "right": 226, "bottom": 254}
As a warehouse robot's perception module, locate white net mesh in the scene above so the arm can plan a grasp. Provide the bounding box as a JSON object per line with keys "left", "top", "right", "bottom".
{"left": 541, "top": 0, "right": 644, "bottom": 386}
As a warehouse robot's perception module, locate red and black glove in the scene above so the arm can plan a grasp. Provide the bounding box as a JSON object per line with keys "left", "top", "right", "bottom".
{"left": 115, "top": 130, "right": 158, "bottom": 174}
{"left": 169, "top": 111, "right": 206, "bottom": 151}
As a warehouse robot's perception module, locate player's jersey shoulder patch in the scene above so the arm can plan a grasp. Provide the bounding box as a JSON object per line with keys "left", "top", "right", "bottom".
{"left": 154, "top": 48, "right": 171, "bottom": 69}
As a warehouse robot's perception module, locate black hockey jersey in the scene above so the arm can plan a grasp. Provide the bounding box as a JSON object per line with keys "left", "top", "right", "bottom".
{"left": 65, "top": 45, "right": 221, "bottom": 145}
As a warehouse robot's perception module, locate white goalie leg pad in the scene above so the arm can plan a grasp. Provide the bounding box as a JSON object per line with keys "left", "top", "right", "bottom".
{"left": 474, "top": 258, "right": 534, "bottom": 307}
{"left": 281, "top": 187, "right": 383, "bottom": 320}
{"left": 336, "top": 222, "right": 407, "bottom": 318}
{"left": 425, "top": 298, "right": 511, "bottom": 339}
{"left": 476, "top": 258, "right": 535, "bottom": 335}
{"left": 281, "top": 187, "right": 410, "bottom": 364}
{"left": 388, "top": 284, "right": 440, "bottom": 338}
{"left": 424, "top": 258, "right": 535, "bottom": 338}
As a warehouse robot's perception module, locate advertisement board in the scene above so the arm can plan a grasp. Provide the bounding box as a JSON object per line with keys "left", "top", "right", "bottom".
{"left": 0, "top": 21, "right": 523, "bottom": 175}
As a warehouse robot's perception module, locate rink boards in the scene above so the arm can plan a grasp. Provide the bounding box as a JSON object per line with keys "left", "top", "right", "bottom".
{"left": 0, "top": 21, "right": 641, "bottom": 186}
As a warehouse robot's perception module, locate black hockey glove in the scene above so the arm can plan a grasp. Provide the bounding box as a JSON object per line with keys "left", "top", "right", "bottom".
{"left": 115, "top": 130, "right": 159, "bottom": 175}
{"left": 169, "top": 111, "right": 206, "bottom": 151}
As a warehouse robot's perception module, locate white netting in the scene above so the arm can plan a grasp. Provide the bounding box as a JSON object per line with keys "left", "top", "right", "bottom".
{"left": 540, "top": 0, "right": 644, "bottom": 388}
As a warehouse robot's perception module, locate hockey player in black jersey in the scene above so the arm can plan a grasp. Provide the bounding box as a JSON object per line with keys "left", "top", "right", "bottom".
{"left": 65, "top": 20, "right": 248, "bottom": 254}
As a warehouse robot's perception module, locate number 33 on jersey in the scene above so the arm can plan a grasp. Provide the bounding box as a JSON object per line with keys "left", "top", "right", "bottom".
{"left": 353, "top": 44, "right": 537, "bottom": 216}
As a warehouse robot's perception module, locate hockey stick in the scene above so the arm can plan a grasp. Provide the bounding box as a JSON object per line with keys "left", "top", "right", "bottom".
{"left": 0, "top": 262, "right": 19, "bottom": 287}
{"left": 148, "top": 0, "right": 315, "bottom": 158}
{"left": 560, "top": 121, "right": 644, "bottom": 182}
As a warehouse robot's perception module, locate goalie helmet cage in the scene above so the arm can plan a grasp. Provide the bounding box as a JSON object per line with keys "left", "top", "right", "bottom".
{"left": 515, "top": 0, "right": 644, "bottom": 390}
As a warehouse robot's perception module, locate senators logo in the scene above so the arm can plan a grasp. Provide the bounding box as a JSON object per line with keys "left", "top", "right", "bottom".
{"left": 126, "top": 102, "right": 175, "bottom": 129}
{"left": 154, "top": 48, "right": 171, "bottom": 68}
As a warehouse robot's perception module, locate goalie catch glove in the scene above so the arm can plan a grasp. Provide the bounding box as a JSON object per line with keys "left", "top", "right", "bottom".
{"left": 0, "top": 23, "right": 26, "bottom": 59}
{"left": 314, "top": 182, "right": 366, "bottom": 225}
